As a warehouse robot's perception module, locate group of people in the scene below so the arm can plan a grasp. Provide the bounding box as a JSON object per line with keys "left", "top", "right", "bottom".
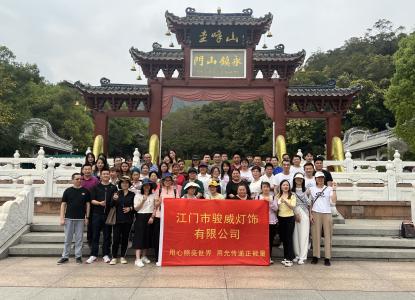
{"left": 58, "top": 150, "right": 337, "bottom": 268}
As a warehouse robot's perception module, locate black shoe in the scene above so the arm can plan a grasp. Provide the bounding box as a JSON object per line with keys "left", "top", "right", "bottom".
{"left": 57, "top": 257, "right": 69, "bottom": 265}
{"left": 324, "top": 258, "right": 331, "bottom": 266}
{"left": 311, "top": 257, "right": 318, "bottom": 264}
{"left": 76, "top": 257, "right": 82, "bottom": 264}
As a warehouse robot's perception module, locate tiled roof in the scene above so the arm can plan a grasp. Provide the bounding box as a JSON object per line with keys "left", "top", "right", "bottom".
{"left": 68, "top": 78, "right": 149, "bottom": 96}
{"left": 130, "top": 43, "right": 184, "bottom": 62}
{"left": 254, "top": 46, "right": 306, "bottom": 64}
{"left": 165, "top": 8, "right": 272, "bottom": 29}
{"left": 288, "top": 81, "right": 361, "bottom": 97}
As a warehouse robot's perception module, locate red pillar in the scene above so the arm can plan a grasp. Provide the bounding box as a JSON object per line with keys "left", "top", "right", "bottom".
{"left": 273, "top": 82, "right": 288, "bottom": 138}
{"left": 93, "top": 111, "right": 109, "bottom": 154}
{"left": 326, "top": 114, "right": 342, "bottom": 159}
{"left": 149, "top": 82, "right": 162, "bottom": 138}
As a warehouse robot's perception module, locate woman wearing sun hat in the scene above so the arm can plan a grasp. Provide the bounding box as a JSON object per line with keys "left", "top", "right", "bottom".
{"left": 309, "top": 171, "right": 337, "bottom": 266}
{"left": 181, "top": 182, "right": 200, "bottom": 199}
{"left": 133, "top": 178, "right": 158, "bottom": 267}
{"left": 109, "top": 176, "right": 135, "bottom": 265}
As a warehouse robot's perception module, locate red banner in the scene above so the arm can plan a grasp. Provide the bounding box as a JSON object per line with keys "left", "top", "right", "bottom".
{"left": 160, "top": 199, "right": 269, "bottom": 266}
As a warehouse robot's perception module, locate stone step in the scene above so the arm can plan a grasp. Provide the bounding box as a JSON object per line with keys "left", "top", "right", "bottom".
{"left": 330, "top": 236, "right": 415, "bottom": 248}
{"left": 9, "top": 243, "right": 415, "bottom": 260}
{"left": 333, "top": 225, "right": 399, "bottom": 236}
{"left": 21, "top": 232, "right": 88, "bottom": 243}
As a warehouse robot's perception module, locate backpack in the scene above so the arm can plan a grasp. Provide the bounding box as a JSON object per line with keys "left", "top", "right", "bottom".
{"left": 401, "top": 221, "right": 415, "bottom": 238}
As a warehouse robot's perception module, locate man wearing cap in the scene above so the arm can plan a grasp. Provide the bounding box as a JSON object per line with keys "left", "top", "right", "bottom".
{"left": 309, "top": 171, "right": 337, "bottom": 266}
{"left": 206, "top": 181, "right": 224, "bottom": 199}
{"left": 197, "top": 162, "right": 211, "bottom": 197}
{"left": 181, "top": 167, "right": 204, "bottom": 198}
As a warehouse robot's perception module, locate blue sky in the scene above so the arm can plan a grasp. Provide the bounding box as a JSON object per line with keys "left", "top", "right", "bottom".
{"left": 0, "top": 0, "right": 414, "bottom": 85}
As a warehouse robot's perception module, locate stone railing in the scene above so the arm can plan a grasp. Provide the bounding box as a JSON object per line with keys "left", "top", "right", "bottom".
{"left": 0, "top": 178, "right": 34, "bottom": 249}
{"left": 0, "top": 147, "right": 141, "bottom": 197}
{"left": 0, "top": 147, "right": 414, "bottom": 203}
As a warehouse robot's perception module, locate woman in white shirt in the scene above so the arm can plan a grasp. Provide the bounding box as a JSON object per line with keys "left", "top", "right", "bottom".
{"left": 133, "top": 178, "right": 157, "bottom": 268}
{"left": 249, "top": 166, "right": 262, "bottom": 200}
{"left": 239, "top": 158, "right": 253, "bottom": 183}
{"left": 309, "top": 172, "right": 337, "bottom": 266}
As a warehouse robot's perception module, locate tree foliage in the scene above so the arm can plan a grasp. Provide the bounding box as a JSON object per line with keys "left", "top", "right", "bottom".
{"left": 385, "top": 33, "right": 415, "bottom": 151}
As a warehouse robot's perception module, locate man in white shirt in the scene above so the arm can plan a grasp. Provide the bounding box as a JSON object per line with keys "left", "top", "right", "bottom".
{"left": 290, "top": 155, "right": 304, "bottom": 175}
{"left": 197, "top": 162, "right": 211, "bottom": 198}
{"left": 304, "top": 162, "right": 316, "bottom": 189}
{"left": 274, "top": 160, "right": 293, "bottom": 193}
{"left": 260, "top": 163, "right": 275, "bottom": 190}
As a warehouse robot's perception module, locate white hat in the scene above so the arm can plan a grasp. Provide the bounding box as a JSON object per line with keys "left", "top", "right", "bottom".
{"left": 315, "top": 171, "right": 325, "bottom": 178}
{"left": 184, "top": 182, "right": 200, "bottom": 191}
{"left": 294, "top": 173, "right": 304, "bottom": 179}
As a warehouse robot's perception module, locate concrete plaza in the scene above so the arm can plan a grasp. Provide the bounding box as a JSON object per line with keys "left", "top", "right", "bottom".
{"left": 0, "top": 257, "right": 415, "bottom": 299}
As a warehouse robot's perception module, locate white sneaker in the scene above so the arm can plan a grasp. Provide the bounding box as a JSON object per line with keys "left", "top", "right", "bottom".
{"left": 135, "top": 259, "right": 144, "bottom": 267}
{"left": 103, "top": 255, "right": 111, "bottom": 263}
{"left": 293, "top": 257, "right": 299, "bottom": 263}
{"left": 141, "top": 256, "right": 151, "bottom": 264}
{"left": 109, "top": 258, "right": 117, "bottom": 265}
{"left": 284, "top": 260, "right": 293, "bottom": 267}
{"left": 86, "top": 256, "right": 97, "bottom": 264}
{"left": 298, "top": 259, "right": 305, "bottom": 265}
{"left": 280, "top": 259, "right": 288, "bottom": 265}
{"left": 156, "top": 261, "right": 162, "bottom": 267}
{"left": 120, "top": 257, "right": 128, "bottom": 264}
{"left": 270, "top": 258, "right": 274, "bottom": 264}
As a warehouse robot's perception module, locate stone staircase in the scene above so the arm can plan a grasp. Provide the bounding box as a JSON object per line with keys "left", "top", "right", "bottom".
{"left": 8, "top": 218, "right": 415, "bottom": 260}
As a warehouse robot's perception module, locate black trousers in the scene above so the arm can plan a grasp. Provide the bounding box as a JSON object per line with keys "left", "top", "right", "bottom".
{"left": 269, "top": 224, "right": 278, "bottom": 257}
{"left": 278, "top": 216, "right": 295, "bottom": 261}
{"left": 153, "top": 217, "right": 161, "bottom": 261}
{"left": 112, "top": 222, "right": 132, "bottom": 258}
{"left": 91, "top": 213, "right": 112, "bottom": 257}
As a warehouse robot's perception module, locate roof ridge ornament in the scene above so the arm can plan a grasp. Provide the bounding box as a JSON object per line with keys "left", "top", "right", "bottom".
{"left": 100, "top": 77, "right": 110, "bottom": 86}
{"left": 152, "top": 42, "right": 162, "bottom": 50}
{"left": 242, "top": 8, "right": 253, "bottom": 16}
{"left": 275, "top": 44, "right": 285, "bottom": 53}
{"left": 326, "top": 79, "right": 336, "bottom": 88}
{"left": 185, "top": 7, "right": 196, "bottom": 14}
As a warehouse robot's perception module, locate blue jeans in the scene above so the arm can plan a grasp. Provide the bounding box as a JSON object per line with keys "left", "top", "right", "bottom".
{"left": 90, "top": 213, "right": 112, "bottom": 257}
{"left": 62, "top": 219, "right": 84, "bottom": 258}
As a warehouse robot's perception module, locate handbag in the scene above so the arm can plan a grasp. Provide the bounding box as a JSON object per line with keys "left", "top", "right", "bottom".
{"left": 401, "top": 221, "right": 415, "bottom": 238}
{"left": 105, "top": 206, "right": 117, "bottom": 225}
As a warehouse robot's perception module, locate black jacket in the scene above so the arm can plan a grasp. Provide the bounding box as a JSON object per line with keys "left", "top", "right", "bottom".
{"left": 110, "top": 190, "right": 135, "bottom": 224}
{"left": 90, "top": 183, "right": 118, "bottom": 215}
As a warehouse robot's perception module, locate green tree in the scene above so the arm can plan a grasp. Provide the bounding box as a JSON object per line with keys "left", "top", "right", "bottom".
{"left": 385, "top": 33, "right": 415, "bottom": 151}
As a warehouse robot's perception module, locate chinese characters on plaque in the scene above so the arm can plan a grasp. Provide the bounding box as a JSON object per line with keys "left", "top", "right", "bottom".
{"left": 190, "top": 26, "right": 247, "bottom": 48}
{"left": 191, "top": 49, "right": 246, "bottom": 78}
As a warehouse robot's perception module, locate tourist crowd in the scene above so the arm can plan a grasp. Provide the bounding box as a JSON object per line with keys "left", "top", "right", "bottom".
{"left": 58, "top": 150, "right": 337, "bottom": 268}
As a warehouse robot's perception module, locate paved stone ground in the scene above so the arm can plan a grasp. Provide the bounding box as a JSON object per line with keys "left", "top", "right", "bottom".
{"left": 0, "top": 257, "right": 415, "bottom": 299}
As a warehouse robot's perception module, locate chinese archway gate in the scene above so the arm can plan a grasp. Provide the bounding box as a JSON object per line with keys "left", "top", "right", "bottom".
{"left": 69, "top": 8, "right": 360, "bottom": 160}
